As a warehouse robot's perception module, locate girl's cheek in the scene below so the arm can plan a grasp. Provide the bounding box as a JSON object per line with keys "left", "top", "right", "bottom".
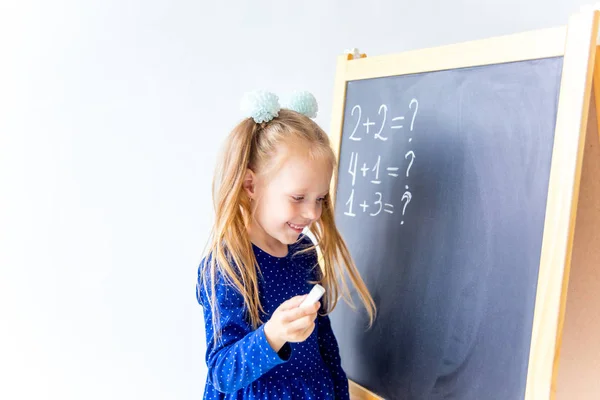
{"left": 317, "top": 208, "right": 323, "bottom": 219}
{"left": 289, "top": 203, "right": 301, "bottom": 216}
{"left": 275, "top": 202, "right": 294, "bottom": 217}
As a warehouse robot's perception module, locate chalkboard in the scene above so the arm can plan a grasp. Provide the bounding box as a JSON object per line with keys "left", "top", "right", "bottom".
{"left": 330, "top": 57, "right": 564, "bottom": 400}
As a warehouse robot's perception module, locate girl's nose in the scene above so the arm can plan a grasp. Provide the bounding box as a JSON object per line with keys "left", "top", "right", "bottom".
{"left": 303, "top": 203, "right": 318, "bottom": 220}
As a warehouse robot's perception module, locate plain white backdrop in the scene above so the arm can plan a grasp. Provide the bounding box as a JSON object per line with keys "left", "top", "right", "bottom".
{"left": 0, "top": 1, "right": 591, "bottom": 398}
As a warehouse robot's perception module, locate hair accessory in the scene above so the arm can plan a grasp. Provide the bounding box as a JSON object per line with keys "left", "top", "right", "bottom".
{"left": 285, "top": 91, "right": 318, "bottom": 118}
{"left": 240, "top": 90, "right": 280, "bottom": 123}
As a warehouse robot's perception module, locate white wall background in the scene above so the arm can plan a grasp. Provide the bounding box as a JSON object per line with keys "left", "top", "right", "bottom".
{"left": 0, "top": 1, "right": 591, "bottom": 398}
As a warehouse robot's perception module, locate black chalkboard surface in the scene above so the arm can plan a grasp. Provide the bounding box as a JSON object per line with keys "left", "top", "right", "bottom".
{"left": 330, "top": 57, "right": 564, "bottom": 400}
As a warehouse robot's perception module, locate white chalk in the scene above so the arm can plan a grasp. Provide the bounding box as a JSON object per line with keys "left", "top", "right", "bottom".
{"left": 299, "top": 284, "right": 325, "bottom": 308}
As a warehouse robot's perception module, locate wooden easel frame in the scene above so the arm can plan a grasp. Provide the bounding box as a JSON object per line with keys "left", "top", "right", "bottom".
{"left": 328, "top": 11, "right": 600, "bottom": 400}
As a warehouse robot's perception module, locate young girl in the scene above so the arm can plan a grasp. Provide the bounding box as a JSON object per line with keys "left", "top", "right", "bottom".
{"left": 196, "top": 90, "right": 376, "bottom": 399}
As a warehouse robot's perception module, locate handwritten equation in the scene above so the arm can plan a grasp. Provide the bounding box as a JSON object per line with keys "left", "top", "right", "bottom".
{"left": 343, "top": 99, "right": 418, "bottom": 225}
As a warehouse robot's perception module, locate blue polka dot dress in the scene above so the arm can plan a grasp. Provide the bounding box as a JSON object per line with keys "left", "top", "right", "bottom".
{"left": 196, "top": 234, "right": 350, "bottom": 399}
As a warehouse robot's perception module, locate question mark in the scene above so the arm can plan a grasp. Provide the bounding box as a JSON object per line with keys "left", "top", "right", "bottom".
{"left": 405, "top": 151, "right": 415, "bottom": 177}
{"left": 409, "top": 98, "right": 418, "bottom": 132}
{"left": 401, "top": 190, "right": 412, "bottom": 225}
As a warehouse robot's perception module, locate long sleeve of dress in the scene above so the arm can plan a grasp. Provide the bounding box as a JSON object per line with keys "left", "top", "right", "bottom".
{"left": 317, "top": 309, "right": 350, "bottom": 400}
{"left": 196, "top": 263, "right": 293, "bottom": 394}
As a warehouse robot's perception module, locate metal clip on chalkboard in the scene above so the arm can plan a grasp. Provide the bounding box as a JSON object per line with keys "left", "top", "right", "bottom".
{"left": 344, "top": 48, "right": 367, "bottom": 60}
{"left": 329, "top": 8, "right": 600, "bottom": 400}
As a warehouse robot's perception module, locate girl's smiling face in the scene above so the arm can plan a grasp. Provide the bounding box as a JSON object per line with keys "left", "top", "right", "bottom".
{"left": 244, "top": 149, "right": 332, "bottom": 256}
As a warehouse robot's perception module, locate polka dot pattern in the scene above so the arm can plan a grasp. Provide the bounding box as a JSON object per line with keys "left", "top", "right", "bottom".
{"left": 196, "top": 235, "right": 350, "bottom": 399}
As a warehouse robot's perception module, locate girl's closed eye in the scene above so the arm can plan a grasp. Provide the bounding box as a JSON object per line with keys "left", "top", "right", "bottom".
{"left": 291, "top": 196, "right": 326, "bottom": 203}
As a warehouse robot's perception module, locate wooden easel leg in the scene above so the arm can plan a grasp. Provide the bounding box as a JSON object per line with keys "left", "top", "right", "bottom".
{"left": 554, "top": 46, "right": 600, "bottom": 399}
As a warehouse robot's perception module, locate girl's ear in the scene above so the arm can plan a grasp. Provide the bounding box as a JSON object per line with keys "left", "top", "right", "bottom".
{"left": 242, "top": 169, "right": 256, "bottom": 199}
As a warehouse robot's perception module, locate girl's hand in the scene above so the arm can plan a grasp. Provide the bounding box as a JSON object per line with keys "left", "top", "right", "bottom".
{"left": 264, "top": 295, "right": 320, "bottom": 352}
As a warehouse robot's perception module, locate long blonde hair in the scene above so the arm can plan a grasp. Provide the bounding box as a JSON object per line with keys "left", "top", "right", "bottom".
{"left": 201, "top": 109, "right": 376, "bottom": 343}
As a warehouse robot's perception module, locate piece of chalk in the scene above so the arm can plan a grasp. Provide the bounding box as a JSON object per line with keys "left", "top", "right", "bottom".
{"left": 299, "top": 284, "right": 325, "bottom": 308}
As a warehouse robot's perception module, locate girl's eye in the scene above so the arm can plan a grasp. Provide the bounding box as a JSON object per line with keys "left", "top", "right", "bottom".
{"left": 291, "top": 196, "right": 327, "bottom": 202}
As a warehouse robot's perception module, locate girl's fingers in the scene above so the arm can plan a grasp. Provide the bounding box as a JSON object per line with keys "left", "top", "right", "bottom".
{"left": 279, "top": 295, "right": 307, "bottom": 311}
{"left": 287, "top": 322, "right": 315, "bottom": 342}
{"left": 281, "top": 302, "right": 320, "bottom": 323}
{"left": 285, "top": 315, "right": 316, "bottom": 334}
{"left": 297, "top": 322, "right": 316, "bottom": 341}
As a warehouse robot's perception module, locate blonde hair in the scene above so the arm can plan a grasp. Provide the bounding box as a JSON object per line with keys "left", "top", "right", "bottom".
{"left": 201, "top": 109, "right": 376, "bottom": 343}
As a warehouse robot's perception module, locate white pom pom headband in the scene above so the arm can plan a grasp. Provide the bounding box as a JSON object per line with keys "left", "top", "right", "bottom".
{"left": 241, "top": 90, "right": 319, "bottom": 123}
